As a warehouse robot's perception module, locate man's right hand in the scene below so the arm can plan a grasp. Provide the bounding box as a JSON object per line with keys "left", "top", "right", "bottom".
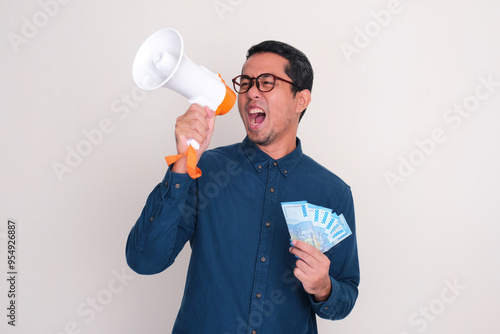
{"left": 171, "top": 104, "right": 215, "bottom": 174}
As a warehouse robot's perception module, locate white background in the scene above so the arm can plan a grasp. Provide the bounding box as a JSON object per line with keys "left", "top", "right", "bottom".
{"left": 1, "top": 0, "right": 499, "bottom": 333}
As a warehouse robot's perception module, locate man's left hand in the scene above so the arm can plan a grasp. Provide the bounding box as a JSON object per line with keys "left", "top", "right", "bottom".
{"left": 289, "top": 239, "right": 332, "bottom": 302}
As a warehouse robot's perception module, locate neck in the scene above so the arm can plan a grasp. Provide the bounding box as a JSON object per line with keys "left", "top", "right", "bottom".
{"left": 256, "top": 136, "right": 297, "bottom": 160}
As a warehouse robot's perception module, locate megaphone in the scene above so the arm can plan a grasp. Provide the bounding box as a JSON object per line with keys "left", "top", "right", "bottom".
{"left": 132, "top": 28, "right": 236, "bottom": 179}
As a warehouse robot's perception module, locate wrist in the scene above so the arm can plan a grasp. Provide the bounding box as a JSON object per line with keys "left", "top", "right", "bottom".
{"left": 314, "top": 278, "right": 332, "bottom": 302}
{"left": 171, "top": 156, "right": 188, "bottom": 174}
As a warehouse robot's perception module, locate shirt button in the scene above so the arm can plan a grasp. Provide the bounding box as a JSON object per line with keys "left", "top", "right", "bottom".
{"left": 284, "top": 170, "right": 288, "bottom": 174}
{"left": 258, "top": 165, "right": 262, "bottom": 170}
{"left": 150, "top": 216, "right": 154, "bottom": 221}
{"left": 270, "top": 188, "right": 275, "bottom": 193}
{"left": 266, "top": 222, "right": 271, "bottom": 227}
{"left": 164, "top": 181, "right": 168, "bottom": 187}
{"left": 325, "top": 306, "right": 329, "bottom": 310}
{"left": 273, "top": 161, "right": 277, "bottom": 166}
{"left": 252, "top": 330, "right": 257, "bottom": 334}
{"left": 260, "top": 257, "right": 266, "bottom": 262}
{"left": 175, "top": 183, "right": 180, "bottom": 189}
{"left": 256, "top": 293, "right": 261, "bottom": 299}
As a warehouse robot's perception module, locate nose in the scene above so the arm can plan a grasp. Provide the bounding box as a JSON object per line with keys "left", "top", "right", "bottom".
{"left": 246, "top": 79, "right": 262, "bottom": 99}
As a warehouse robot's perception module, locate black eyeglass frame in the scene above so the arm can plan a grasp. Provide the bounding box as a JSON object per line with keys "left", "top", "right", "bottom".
{"left": 231, "top": 73, "right": 298, "bottom": 94}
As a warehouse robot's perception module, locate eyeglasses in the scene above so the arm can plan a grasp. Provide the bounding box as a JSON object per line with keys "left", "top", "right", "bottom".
{"left": 232, "top": 73, "right": 297, "bottom": 94}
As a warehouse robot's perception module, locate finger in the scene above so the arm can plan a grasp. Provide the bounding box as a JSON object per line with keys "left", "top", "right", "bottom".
{"left": 290, "top": 246, "right": 315, "bottom": 269}
{"left": 290, "top": 244, "right": 330, "bottom": 277}
{"left": 204, "top": 106, "right": 216, "bottom": 135}
{"left": 190, "top": 103, "right": 210, "bottom": 116}
{"left": 293, "top": 266, "right": 308, "bottom": 282}
{"left": 295, "top": 254, "right": 325, "bottom": 279}
{"left": 295, "top": 258, "right": 314, "bottom": 277}
{"left": 292, "top": 240, "right": 320, "bottom": 256}
{"left": 185, "top": 105, "right": 211, "bottom": 131}
{"left": 292, "top": 240, "right": 327, "bottom": 263}
{"left": 175, "top": 108, "right": 210, "bottom": 144}
{"left": 204, "top": 105, "right": 215, "bottom": 119}
{"left": 290, "top": 241, "right": 320, "bottom": 264}
{"left": 189, "top": 117, "right": 210, "bottom": 140}
{"left": 175, "top": 121, "right": 206, "bottom": 148}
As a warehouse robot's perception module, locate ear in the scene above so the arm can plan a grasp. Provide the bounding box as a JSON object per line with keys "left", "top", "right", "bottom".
{"left": 295, "top": 89, "right": 311, "bottom": 114}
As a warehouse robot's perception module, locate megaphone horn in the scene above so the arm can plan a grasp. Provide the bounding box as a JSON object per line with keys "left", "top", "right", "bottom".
{"left": 132, "top": 28, "right": 235, "bottom": 115}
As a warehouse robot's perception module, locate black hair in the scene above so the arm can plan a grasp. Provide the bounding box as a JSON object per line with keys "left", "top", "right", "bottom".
{"left": 246, "top": 40, "right": 314, "bottom": 121}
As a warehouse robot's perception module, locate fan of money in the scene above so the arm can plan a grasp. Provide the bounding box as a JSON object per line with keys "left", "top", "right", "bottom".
{"left": 281, "top": 201, "right": 352, "bottom": 253}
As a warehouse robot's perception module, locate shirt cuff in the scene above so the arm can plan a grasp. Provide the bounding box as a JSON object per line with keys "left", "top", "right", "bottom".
{"left": 160, "top": 168, "right": 195, "bottom": 199}
{"left": 309, "top": 276, "right": 338, "bottom": 316}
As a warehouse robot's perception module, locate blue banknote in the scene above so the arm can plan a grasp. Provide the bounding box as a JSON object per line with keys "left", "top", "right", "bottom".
{"left": 281, "top": 201, "right": 352, "bottom": 253}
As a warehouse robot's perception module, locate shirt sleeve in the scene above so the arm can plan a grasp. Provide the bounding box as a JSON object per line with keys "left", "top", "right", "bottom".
{"left": 309, "top": 186, "right": 360, "bottom": 320}
{"left": 125, "top": 169, "right": 197, "bottom": 275}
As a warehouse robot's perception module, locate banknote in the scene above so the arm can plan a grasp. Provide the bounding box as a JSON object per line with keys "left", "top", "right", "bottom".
{"left": 281, "top": 201, "right": 318, "bottom": 248}
{"left": 281, "top": 201, "right": 352, "bottom": 253}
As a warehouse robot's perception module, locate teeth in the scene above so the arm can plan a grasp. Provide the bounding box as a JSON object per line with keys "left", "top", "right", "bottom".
{"left": 249, "top": 108, "right": 265, "bottom": 114}
{"left": 248, "top": 108, "right": 265, "bottom": 126}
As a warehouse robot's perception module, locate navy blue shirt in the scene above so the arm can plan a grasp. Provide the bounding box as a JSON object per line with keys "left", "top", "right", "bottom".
{"left": 126, "top": 137, "right": 360, "bottom": 334}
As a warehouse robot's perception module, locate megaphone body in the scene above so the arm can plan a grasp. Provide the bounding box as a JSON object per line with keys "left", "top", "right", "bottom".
{"left": 132, "top": 28, "right": 236, "bottom": 178}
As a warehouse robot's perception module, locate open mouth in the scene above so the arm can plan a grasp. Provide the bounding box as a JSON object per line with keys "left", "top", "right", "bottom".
{"left": 248, "top": 108, "right": 266, "bottom": 126}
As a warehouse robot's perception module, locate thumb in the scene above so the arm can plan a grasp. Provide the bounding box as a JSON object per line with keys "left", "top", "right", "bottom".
{"left": 199, "top": 106, "right": 216, "bottom": 153}
{"left": 206, "top": 106, "right": 216, "bottom": 132}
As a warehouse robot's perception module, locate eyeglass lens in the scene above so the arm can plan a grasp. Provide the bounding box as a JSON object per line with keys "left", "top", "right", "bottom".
{"left": 237, "top": 74, "right": 276, "bottom": 93}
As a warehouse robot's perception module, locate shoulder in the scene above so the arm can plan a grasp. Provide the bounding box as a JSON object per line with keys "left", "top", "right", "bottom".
{"left": 299, "top": 153, "right": 351, "bottom": 192}
{"left": 197, "top": 142, "right": 244, "bottom": 170}
{"left": 202, "top": 142, "right": 241, "bottom": 160}
{"left": 296, "top": 154, "right": 355, "bottom": 216}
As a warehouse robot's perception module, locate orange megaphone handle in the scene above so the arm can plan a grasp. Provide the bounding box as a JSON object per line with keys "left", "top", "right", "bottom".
{"left": 165, "top": 145, "right": 202, "bottom": 179}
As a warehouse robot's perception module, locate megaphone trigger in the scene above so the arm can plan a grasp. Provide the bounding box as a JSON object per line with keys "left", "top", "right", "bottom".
{"left": 186, "top": 138, "right": 200, "bottom": 150}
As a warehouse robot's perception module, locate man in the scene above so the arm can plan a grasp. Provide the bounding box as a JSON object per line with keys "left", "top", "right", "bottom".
{"left": 126, "top": 40, "right": 360, "bottom": 333}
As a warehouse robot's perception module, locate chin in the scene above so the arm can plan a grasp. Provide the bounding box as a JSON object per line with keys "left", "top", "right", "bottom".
{"left": 247, "top": 132, "right": 275, "bottom": 147}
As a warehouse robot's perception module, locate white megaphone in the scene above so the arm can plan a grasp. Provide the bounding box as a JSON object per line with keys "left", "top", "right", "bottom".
{"left": 132, "top": 28, "right": 236, "bottom": 178}
{"left": 132, "top": 28, "right": 236, "bottom": 148}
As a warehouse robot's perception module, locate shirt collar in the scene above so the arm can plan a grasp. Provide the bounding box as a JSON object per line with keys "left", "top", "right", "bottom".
{"left": 240, "top": 136, "right": 303, "bottom": 177}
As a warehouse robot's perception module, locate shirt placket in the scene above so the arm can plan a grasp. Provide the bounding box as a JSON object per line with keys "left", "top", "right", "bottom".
{"left": 246, "top": 161, "right": 280, "bottom": 334}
